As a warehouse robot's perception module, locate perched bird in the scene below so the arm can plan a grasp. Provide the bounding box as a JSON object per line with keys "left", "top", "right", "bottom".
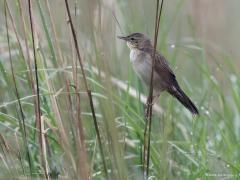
{"left": 118, "top": 33, "right": 199, "bottom": 115}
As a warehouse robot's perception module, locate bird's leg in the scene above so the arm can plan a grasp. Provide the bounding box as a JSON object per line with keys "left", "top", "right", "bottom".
{"left": 144, "top": 96, "right": 150, "bottom": 119}
{"left": 144, "top": 94, "right": 159, "bottom": 118}
{"left": 152, "top": 95, "right": 160, "bottom": 105}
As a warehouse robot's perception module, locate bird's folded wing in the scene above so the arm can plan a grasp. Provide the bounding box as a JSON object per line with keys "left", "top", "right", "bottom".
{"left": 152, "top": 52, "right": 177, "bottom": 87}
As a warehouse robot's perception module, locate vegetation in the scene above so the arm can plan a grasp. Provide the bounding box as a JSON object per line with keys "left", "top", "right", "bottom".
{"left": 0, "top": 0, "right": 239, "bottom": 179}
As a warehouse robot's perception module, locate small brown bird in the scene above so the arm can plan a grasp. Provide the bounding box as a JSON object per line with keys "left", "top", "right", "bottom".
{"left": 118, "top": 33, "right": 199, "bottom": 115}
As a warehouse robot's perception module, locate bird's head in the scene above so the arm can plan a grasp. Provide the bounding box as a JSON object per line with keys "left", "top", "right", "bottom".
{"left": 118, "top": 32, "right": 152, "bottom": 50}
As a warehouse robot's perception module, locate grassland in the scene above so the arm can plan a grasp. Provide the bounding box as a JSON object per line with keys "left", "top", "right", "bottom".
{"left": 0, "top": 0, "right": 239, "bottom": 179}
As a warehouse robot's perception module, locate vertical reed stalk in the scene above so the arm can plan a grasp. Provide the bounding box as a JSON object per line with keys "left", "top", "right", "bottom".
{"left": 4, "top": 0, "right": 33, "bottom": 176}
{"left": 27, "top": 0, "right": 48, "bottom": 178}
{"left": 143, "top": 0, "right": 164, "bottom": 178}
{"left": 64, "top": 0, "right": 109, "bottom": 179}
{"left": 40, "top": 117, "right": 50, "bottom": 179}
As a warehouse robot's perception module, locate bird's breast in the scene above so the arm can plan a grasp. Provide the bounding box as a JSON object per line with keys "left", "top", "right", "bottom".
{"left": 130, "top": 49, "right": 153, "bottom": 83}
{"left": 129, "top": 49, "right": 164, "bottom": 93}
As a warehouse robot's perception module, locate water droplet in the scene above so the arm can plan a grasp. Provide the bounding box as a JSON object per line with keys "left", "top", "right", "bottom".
{"left": 205, "top": 110, "right": 210, "bottom": 115}
{"left": 230, "top": 74, "right": 237, "bottom": 83}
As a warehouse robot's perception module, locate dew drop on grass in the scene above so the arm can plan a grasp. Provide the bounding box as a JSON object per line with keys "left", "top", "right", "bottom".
{"left": 205, "top": 110, "right": 210, "bottom": 115}
{"left": 230, "top": 74, "right": 237, "bottom": 83}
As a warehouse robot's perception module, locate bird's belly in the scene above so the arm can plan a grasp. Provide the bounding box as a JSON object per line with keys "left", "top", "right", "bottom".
{"left": 133, "top": 59, "right": 152, "bottom": 84}
{"left": 130, "top": 50, "right": 164, "bottom": 92}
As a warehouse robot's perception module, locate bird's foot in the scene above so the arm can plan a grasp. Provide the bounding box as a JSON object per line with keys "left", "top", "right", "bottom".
{"left": 144, "top": 102, "right": 154, "bottom": 118}
{"left": 144, "top": 95, "right": 159, "bottom": 118}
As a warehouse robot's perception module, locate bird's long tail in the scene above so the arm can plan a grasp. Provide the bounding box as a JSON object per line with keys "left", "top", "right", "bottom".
{"left": 168, "top": 83, "right": 199, "bottom": 115}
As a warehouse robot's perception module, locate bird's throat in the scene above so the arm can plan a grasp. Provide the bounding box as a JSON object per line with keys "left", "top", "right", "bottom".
{"left": 127, "top": 42, "right": 137, "bottom": 50}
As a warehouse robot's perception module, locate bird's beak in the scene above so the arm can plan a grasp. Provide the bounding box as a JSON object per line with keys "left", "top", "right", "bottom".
{"left": 117, "top": 35, "right": 128, "bottom": 41}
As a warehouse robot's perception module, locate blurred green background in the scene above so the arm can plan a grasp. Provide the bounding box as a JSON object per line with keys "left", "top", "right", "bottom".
{"left": 0, "top": 0, "right": 239, "bottom": 179}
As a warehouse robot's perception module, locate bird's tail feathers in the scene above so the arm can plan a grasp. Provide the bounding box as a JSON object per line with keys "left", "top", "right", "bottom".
{"left": 168, "top": 84, "right": 199, "bottom": 115}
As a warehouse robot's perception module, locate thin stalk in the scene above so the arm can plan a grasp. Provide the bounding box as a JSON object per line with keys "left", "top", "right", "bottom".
{"left": 4, "top": 0, "right": 33, "bottom": 177}
{"left": 7, "top": 0, "right": 37, "bottom": 124}
{"left": 17, "top": 0, "right": 36, "bottom": 108}
{"left": 143, "top": 0, "right": 164, "bottom": 178}
{"left": 27, "top": 0, "right": 47, "bottom": 178}
{"left": 74, "top": 85, "right": 90, "bottom": 179}
{"left": 44, "top": 0, "right": 65, "bottom": 67}
{"left": 0, "top": 133, "right": 17, "bottom": 176}
{"left": 37, "top": 37, "right": 77, "bottom": 173}
{"left": 143, "top": 2, "right": 161, "bottom": 174}
{"left": 64, "top": 0, "right": 109, "bottom": 179}
{"left": 40, "top": 117, "right": 49, "bottom": 179}
{"left": 36, "top": 0, "right": 58, "bottom": 67}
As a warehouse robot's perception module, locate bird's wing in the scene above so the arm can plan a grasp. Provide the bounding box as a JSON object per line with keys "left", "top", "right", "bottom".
{"left": 152, "top": 52, "right": 177, "bottom": 87}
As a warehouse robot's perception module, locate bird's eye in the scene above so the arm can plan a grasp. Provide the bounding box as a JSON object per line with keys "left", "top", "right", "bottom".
{"left": 130, "top": 38, "right": 135, "bottom": 41}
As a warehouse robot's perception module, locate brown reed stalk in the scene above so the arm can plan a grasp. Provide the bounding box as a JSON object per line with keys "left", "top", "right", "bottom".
{"left": 64, "top": 0, "right": 109, "bottom": 179}
{"left": 27, "top": 0, "right": 48, "bottom": 178}
{"left": 4, "top": 0, "right": 33, "bottom": 176}
{"left": 143, "top": 0, "right": 165, "bottom": 178}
